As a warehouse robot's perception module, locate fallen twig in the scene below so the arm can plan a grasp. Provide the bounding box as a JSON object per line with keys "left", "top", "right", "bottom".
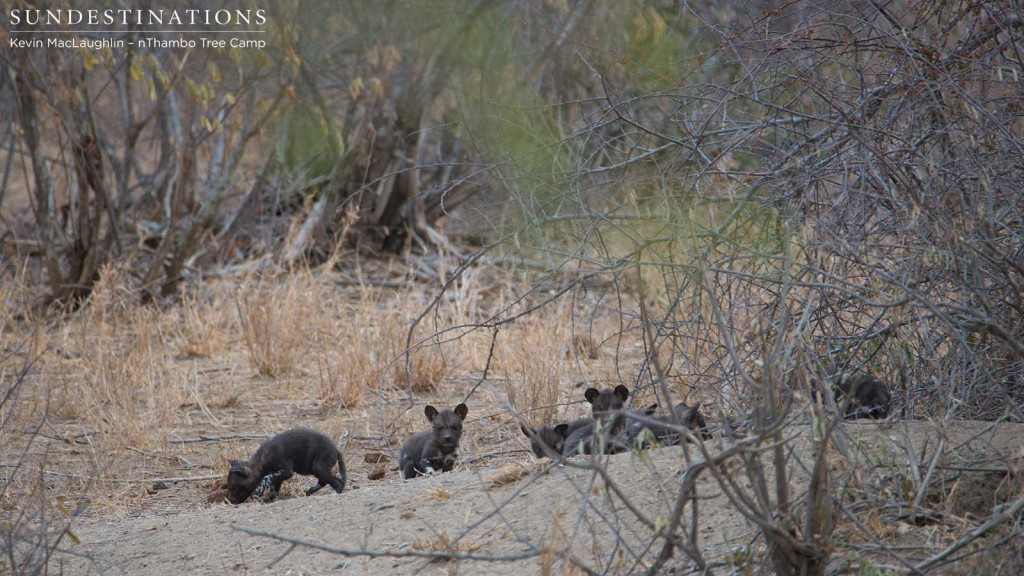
{"left": 37, "top": 470, "right": 221, "bottom": 484}
{"left": 168, "top": 433, "right": 271, "bottom": 443}
{"left": 913, "top": 494, "right": 1024, "bottom": 572}
{"left": 232, "top": 523, "right": 541, "bottom": 562}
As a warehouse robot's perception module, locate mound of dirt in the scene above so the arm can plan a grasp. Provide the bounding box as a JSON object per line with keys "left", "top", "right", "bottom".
{"left": 50, "top": 420, "right": 1024, "bottom": 575}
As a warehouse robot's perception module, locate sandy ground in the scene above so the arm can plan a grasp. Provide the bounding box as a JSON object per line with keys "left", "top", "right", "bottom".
{"left": 48, "top": 419, "right": 1024, "bottom": 575}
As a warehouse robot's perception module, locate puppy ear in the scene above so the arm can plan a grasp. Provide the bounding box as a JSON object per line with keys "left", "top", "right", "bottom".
{"left": 614, "top": 385, "right": 630, "bottom": 402}
{"left": 454, "top": 403, "right": 468, "bottom": 420}
{"left": 424, "top": 405, "right": 439, "bottom": 421}
{"left": 554, "top": 423, "right": 569, "bottom": 437}
{"left": 584, "top": 388, "right": 600, "bottom": 404}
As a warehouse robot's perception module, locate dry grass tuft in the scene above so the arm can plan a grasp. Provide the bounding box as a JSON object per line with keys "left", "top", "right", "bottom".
{"left": 485, "top": 462, "right": 531, "bottom": 488}
{"left": 71, "top": 321, "right": 149, "bottom": 436}
{"left": 393, "top": 343, "right": 447, "bottom": 392}
{"left": 334, "top": 288, "right": 406, "bottom": 390}
{"left": 0, "top": 260, "right": 35, "bottom": 336}
{"left": 422, "top": 484, "right": 451, "bottom": 502}
{"left": 571, "top": 334, "right": 600, "bottom": 360}
{"left": 402, "top": 483, "right": 453, "bottom": 507}
{"left": 330, "top": 288, "right": 456, "bottom": 394}
{"left": 539, "top": 503, "right": 585, "bottom": 576}
{"left": 176, "top": 290, "right": 229, "bottom": 358}
{"left": 314, "top": 335, "right": 364, "bottom": 407}
{"left": 498, "top": 317, "right": 569, "bottom": 423}
{"left": 495, "top": 304, "right": 624, "bottom": 425}
{"left": 58, "top": 266, "right": 186, "bottom": 447}
{"left": 236, "top": 280, "right": 312, "bottom": 378}
{"left": 410, "top": 531, "right": 479, "bottom": 557}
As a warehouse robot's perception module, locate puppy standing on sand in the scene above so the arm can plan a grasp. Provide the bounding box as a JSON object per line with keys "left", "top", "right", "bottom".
{"left": 400, "top": 403, "right": 468, "bottom": 479}
{"left": 223, "top": 428, "right": 346, "bottom": 504}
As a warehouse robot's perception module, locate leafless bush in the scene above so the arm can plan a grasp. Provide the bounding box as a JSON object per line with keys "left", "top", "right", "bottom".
{"left": 0, "top": 349, "right": 90, "bottom": 575}
{"left": 436, "top": 0, "right": 1024, "bottom": 573}
{"left": 1, "top": 1, "right": 289, "bottom": 306}
{"left": 229, "top": 1, "right": 491, "bottom": 262}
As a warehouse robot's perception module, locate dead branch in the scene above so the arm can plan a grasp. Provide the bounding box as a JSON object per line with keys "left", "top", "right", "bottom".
{"left": 231, "top": 524, "right": 541, "bottom": 563}
{"left": 914, "top": 494, "right": 1024, "bottom": 572}
{"left": 280, "top": 192, "right": 330, "bottom": 265}
{"left": 168, "top": 433, "right": 272, "bottom": 443}
{"left": 25, "top": 470, "right": 223, "bottom": 484}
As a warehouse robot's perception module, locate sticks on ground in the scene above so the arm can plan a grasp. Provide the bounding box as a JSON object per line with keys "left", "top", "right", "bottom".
{"left": 231, "top": 524, "right": 541, "bottom": 563}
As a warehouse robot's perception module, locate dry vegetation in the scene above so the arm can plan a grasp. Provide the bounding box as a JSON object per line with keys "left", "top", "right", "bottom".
{"left": 0, "top": 257, "right": 637, "bottom": 507}
{"left": 2, "top": 251, "right": 1020, "bottom": 574}
{"left": 3, "top": 0, "right": 1024, "bottom": 574}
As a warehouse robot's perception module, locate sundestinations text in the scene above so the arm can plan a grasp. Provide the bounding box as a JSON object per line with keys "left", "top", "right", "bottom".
{"left": 8, "top": 9, "right": 266, "bottom": 27}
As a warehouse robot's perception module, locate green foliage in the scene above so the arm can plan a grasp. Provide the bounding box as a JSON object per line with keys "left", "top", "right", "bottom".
{"left": 276, "top": 104, "right": 344, "bottom": 179}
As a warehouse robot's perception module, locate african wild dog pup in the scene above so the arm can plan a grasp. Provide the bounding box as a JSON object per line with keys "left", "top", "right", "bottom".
{"left": 628, "top": 401, "right": 712, "bottom": 448}
{"left": 400, "top": 403, "right": 468, "bottom": 479}
{"left": 587, "top": 384, "right": 630, "bottom": 427}
{"left": 834, "top": 373, "right": 891, "bottom": 419}
{"left": 621, "top": 403, "right": 658, "bottom": 446}
{"left": 224, "top": 428, "right": 346, "bottom": 504}
{"left": 563, "top": 385, "right": 631, "bottom": 456}
{"left": 674, "top": 402, "right": 712, "bottom": 439}
{"left": 521, "top": 418, "right": 591, "bottom": 458}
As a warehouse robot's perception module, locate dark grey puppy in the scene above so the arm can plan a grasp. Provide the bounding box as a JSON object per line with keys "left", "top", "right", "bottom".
{"left": 628, "top": 401, "right": 712, "bottom": 448}
{"left": 400, "top": 403, "right": 468, "bottom": 479}
{"left": 224, "top": 428, "right": 346, "bottom": 504}
{"left": 521, "top": 418, "right": 591, "bottom": 457}
{"left": 562, "top": 419, "right": 632, "bottom": 456}
{"left": 562, "top": 385, "right": 631, "bottom": 456}
{"left": 585, "top": 384, "right": 630, "bottom": 430}
{"left": 834, "top": 373, "right": 891, "bottom": 419}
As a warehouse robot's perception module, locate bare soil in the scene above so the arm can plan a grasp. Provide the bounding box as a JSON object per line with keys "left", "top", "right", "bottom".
{"left": 49, "top": 419, "right": 1024, "bottom": 575}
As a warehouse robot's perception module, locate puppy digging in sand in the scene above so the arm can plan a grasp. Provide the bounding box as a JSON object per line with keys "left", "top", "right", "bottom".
{"left": 399, "top": 403, "right": 468, "bottom": 479}
{"left": 221, "top": 428, "right": 346, "bottom": 504}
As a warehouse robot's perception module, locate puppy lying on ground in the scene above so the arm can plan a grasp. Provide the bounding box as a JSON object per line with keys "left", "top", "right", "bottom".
{"left": 626, "top": 401, "right": 712, "bottom": 448}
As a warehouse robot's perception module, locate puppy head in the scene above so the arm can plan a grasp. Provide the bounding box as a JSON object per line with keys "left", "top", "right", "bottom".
{"left": 673, "top": 402, "right": 711, "bottom": 439}
{"left": 427, "top": 404, "right": 467, "bottom": 451}
{"left": 584, "top": 385, "right": 630, "bottom": 421}
{"left": 521, "top": 423, "right": 570, "bottom": 457}
{"left": 225, "top": 459, "right": 257, "bottom": 504}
